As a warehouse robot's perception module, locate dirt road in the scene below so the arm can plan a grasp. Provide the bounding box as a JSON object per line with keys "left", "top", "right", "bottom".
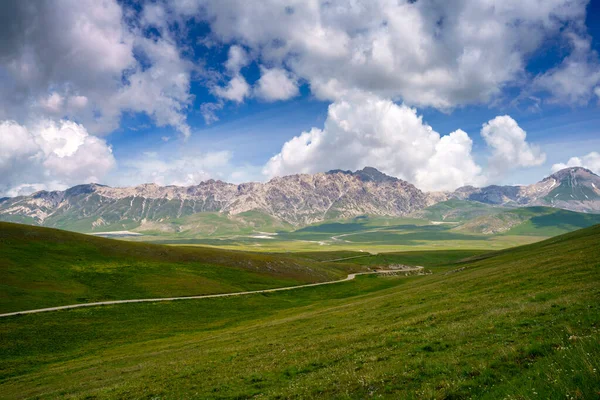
{"left": 0, "top": 268, "right": 423, "bottom": 318}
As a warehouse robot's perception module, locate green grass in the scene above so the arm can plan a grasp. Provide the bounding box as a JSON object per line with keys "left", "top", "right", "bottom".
{"left": 412, "top": 199, "right": 508, "bottom": 222}
{"left": 137, "top": 207, "right": 598, "bottom": 253}
{"left": 1, "top": 224, "right": 599, "bottom": 398}
{"left": 504, "top": 207, "right": 600, "bottom": 236}
{"left": 136, "top": 211, "right": 293, "bottom": 238}
{"left": 335, "top": 249, "right": 490, "bottom": 269}
{"left": 39, "top": 205, "right": 587, "bottom": 257}
{"left": 292, "top": 249, "right": 488, "bottom": 270}
{"left": 0, "top": 222, "right": 358, "bottom": 314}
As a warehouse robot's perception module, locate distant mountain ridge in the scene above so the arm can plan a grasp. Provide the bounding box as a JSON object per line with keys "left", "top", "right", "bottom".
{"left": 0, "top": 166, "right": 599, "bottom": 233}
{"left": 0, "top": 167, "right": 428, "bottom": 230}
{"left": 449, "top": 167, "right": 600, "bottom": 212}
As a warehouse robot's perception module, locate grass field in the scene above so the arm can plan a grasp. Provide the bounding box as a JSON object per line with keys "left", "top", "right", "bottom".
{"left": 0, "top": 222, "right": 361, "bottom": 314}
{"left": 1, "top": 224, "right": 598, "bottom": 398}
{"left": 128, "top": 207, "right": 600, "bottom": 253}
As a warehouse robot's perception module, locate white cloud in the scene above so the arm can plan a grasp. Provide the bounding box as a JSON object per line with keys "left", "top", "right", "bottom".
{"left": 415, "top": 129, "right": 483, "bottom": 192}
{"left": 255, "top": 67, "right": 299, "bottom": 102}
{"left": 108, "top": 34, "right": 193, "bottom": 139}
{"left": 225, "top": 45, "right": 250, "bottom": 73}
{"left": 196, "top": 0, "right": 592, "bottom": 109}
{"left": 0, "top": 0, "right": 192, "bottom": 137}
{"left": 263, "top": 94, "right": 484, "bottom": 191}
{"left": 551, "top": 152, "right": 600, "bottom": 175}
{"left": 213, "top": 75, "right": 250, "bottom": 103}
{"left": 67, "top": 95, "right": 89, "bottom": 110}
{"left": 40, "top": 93, "right": 64, "bottom": 114}
{"left": 0, "top": 119, "right": 116, "bottom": 196}
{"left": 200, "top": 102, "right": 224, "bottom": 124}
{"left": 212, "top": 45, "right": 252, "bottom": 104}
{"left": 481, "top": 115, "right": 546, "bottom": 177}
{"left": 533, "top": 32, "right": 600, "bottom": 105}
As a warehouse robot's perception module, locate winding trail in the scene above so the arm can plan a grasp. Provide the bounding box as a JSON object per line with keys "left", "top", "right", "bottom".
{"left": 0, "top": 268, "right": 423, "bottom": 318}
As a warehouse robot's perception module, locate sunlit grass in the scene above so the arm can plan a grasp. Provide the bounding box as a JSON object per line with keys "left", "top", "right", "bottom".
{"left": 1, "top": 224, "right": 598, "bottom": 399}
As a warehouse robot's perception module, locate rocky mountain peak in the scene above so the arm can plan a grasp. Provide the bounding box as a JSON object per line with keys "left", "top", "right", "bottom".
{"left": 545, "top": 167, "right": 598, "bottom": 182}
{"left": 64, "top": 183, "right": 105, "bottom": 196}
{"left": 326, "top": 166, "right": 399, "bottom": 183}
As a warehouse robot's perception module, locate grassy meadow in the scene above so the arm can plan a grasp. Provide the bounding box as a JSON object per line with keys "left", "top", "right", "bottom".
{"left": 122, "top": 206, "right": 600, "bottom": 253}
{"left": 0, "top": 222, "right": 360, "bottom": 314}
{"left": 1, "top": 223, "right": 599, "bottom": 398}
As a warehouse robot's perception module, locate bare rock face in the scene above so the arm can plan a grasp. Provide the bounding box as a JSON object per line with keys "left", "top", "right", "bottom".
{"left": 0, "top": 168, "right": 428, "bottom": 230}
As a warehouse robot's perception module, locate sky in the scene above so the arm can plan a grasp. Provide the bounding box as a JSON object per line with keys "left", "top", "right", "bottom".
{"left": 1, "top": 0, "right": 600, "bottom": 197}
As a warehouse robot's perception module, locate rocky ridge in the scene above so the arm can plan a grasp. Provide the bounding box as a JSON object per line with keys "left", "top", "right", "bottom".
{"left": 0, "top": 167, "right": 429, "bottom": 230}
{"left": 0, "top": 166, "right": 598, "bottom": 233}
{"left": 448, "top": 167, "right": 600, "bottom": 212}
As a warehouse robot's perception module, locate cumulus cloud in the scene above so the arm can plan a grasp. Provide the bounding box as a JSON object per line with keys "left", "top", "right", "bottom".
{"left": 225, "top": 45, "right": 250, "bottom": 73}
{"left": 263, "top": 94, "right": 484, "bottom": 191}
{"left": 212, "top": 45, "right": 252, "bottom": 103}
{"left": 533, "top": 32, "right": 600, "bottom": 105}
{"left": 415, "top": 130, "right": 483, "bottom": 192}
{"left": 108, "top": 34, "right": 194, "bottom": 139}
{"left": 551, "top": 152, "right": 600, "bottom": 175}
{"left": 213, "top": 75, "right": 251, "bottom": 103}
{"left": 0, "top": 120, "right": 116, "bottom": 196}
{"left": 255, "top": 67, "right": 299, "bottom": 102}
{"left": 193, "top": 0, "right": 593, "bottom": 110}
{"left": 481, "top": 116, "right": 546, "bottom": 178}
{"left": 0, "top": 0, "right": 192, "bottom": 137}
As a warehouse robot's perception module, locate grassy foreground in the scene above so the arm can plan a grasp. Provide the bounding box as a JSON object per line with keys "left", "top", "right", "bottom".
{"left": 0, "top": 222, "right": 359, "bottom": 314}
{"left": 1, "top": 225, "right": 599, "bottom": 398}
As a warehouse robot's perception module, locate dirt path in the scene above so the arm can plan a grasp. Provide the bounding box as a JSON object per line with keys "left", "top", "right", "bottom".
{"left": 0, "top": 268, "right": 423, "bottom": 318}
{"left": 318, "top": 254, "right": 374, "bottom": 262}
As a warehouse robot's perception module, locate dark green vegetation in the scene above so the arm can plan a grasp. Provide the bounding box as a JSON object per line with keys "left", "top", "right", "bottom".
{"left": 1, "top": 224, "right": 599, "bottom": 399}
{"left": 0, "top": 222, "right": 357, "bottom": 314}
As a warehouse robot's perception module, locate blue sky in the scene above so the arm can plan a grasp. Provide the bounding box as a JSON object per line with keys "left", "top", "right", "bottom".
{"left": 1, "top": 0, "right": 600, "bottom": 196}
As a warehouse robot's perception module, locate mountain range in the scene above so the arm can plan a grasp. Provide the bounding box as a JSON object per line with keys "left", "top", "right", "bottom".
{"left": 1, "top": 166, "right": 599, "bottom": 233}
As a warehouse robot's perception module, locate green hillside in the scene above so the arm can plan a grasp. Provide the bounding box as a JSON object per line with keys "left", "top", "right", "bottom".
{"left": 134, "top": 210, "right": 293, "bottom": 237}
{"left": 454, "top": 206, "right": 600, "bottom": 236}
{"left": 412, "top": 199, "right": 508, "bottom": 222}
{"left": 1, "top": 225, "right": 599, "bottom": 398}
{"left": 0, "top": 222, "right": 356, "bottom": 313}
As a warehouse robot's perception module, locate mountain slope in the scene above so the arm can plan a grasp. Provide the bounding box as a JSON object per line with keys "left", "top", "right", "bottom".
{"left": 451, "top": 167, "right": 600, "bottom": 212}
{"left": 453, "top": 206, "right": 600, "bottom": 235}
{"left": 0, "top": 168, "right": 428, "bottom": 230}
